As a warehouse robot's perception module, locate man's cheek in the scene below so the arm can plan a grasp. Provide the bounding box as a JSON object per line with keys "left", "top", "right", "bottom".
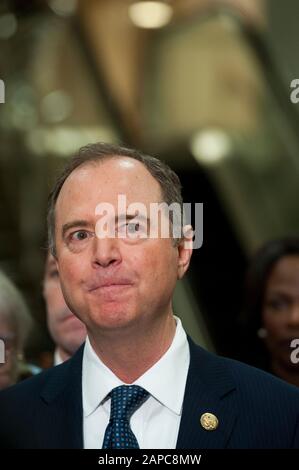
{"left": 60, "top": 265, "right": 76, "bottom": 284}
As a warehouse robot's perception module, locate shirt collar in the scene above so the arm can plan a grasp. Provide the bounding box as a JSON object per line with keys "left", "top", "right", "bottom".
{"left": 54, "top": 349, "right": 64, "bottom": 366}
{"left": 82, "top": 316, "right": 190, "bottom": 418}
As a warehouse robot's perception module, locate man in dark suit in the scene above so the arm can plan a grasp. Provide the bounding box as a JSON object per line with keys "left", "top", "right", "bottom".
{"left": 1, "top": 142, "right": 299, "bottom": 449}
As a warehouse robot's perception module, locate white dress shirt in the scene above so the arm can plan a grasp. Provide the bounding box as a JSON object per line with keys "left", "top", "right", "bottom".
{"left": 82, "top": 316, "right": 190, "bottom": 449}
{"left": 54, "top": 349, "right": 63, "bottom": 366}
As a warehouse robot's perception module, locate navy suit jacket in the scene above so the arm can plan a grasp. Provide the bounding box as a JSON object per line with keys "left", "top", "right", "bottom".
{"left": 0, "top": 338, "right": 299, "bottom": 448}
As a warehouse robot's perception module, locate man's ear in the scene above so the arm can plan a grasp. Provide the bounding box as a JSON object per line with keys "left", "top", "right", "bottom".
{"left": 177, "top": 225, "right": 193, "bottom": 280}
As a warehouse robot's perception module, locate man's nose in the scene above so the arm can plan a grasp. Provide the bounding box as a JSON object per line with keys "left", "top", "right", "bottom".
{"left": 91, "top": 235, "right": 122, "bottom": 268}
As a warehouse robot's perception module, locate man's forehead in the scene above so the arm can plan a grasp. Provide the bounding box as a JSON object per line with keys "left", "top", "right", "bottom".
{"left": 65, "top": 157, "right": 150, "bottom": 182}
{"left": 56, "top": 157, "right": 162, "bottom": 207}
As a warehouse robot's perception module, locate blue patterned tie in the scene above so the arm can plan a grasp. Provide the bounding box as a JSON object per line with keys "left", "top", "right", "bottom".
{"left": 102, "top": 385, "right": 149, "bottom": 449}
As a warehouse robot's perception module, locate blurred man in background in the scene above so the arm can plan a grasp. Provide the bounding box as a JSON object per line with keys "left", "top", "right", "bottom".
{"left": 43, "top": 253, "right": 86, "bottom": 365}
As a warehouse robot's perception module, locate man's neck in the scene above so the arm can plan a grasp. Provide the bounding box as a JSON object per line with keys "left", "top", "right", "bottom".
{"left": 271, "top": 361, "right": 299, "bottom": 387}
{"left": 88, "top": 314, "right": 177, "bottom": 383}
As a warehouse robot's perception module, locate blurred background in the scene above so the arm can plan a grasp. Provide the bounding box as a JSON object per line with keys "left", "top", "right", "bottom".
{"left": 1, "top": 0, "right": 299, "bottom": 366}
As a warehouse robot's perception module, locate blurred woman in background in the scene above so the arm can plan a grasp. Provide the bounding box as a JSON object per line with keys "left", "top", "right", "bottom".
{"left": 242, "top": 237, "right": 299, "bottom": 387}
{"left": 0, "top": 270, "right": 33, "bottom": 390}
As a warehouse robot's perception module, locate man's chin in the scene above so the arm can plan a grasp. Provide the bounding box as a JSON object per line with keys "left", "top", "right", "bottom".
{"left": 89, "top": 310, "right": 138, "bottom": 332}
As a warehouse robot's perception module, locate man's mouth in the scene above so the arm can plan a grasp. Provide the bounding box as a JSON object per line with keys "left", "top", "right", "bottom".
{"left": 87, "top": 279, "right": 133, "bottom": 292}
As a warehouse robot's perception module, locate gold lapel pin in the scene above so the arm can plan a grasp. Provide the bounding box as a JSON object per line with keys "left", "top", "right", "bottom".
{"left": 200, "top": 412, "right": 219, "bottom": 431}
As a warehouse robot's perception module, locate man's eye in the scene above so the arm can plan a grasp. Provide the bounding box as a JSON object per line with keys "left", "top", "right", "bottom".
{"left": 127, "top": 222, "right": 140, "bottom": 233}
{"left": 116, "top": 220, "right": 147, "bottom": 238}
{"left": 71, "top": 231, "right": 89, "bottom": 241}
{"left": 124, "top": 222, "right": 146, "bottom": 236}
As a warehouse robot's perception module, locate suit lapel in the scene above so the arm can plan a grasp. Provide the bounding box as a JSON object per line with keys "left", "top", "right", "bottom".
{"left": 176, "top": 338, "right": 237, "bottom": 449}
{"left": 37, "top": 345, "right": 84, "bottom": 449}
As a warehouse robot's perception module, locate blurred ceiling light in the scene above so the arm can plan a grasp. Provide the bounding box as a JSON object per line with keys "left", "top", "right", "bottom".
{"left": 11, "top": 106, "right": 37, "bottom": 131}
{"left": 0, "top": 13, "right": 17, "bottom": 39}
{"left": 218, "top": 13, "right": 240, "bottom": 33}
{"left": 26, "top": 126, "right": 117, "bottom": 157}
{"left": 49, "top": 0, "right": 78, "bottom": 17}
{"left": 40, "top": 90, "right": 73, "bottom": 123}
{"left": 129, "top": 1, "right": 173, "bottom": 29}
{"left": 10, "top": 84, "right": 37, "bottom": 130}
{"left": 190, "top": 129, "right": 232, "bottom": 165}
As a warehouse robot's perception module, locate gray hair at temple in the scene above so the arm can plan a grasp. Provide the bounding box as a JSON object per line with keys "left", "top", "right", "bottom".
{"left": 0, "top": 270, "right": 32, "bottom": 351}
{"left": 47, "top": 142, "right": 184, "bottom": 257}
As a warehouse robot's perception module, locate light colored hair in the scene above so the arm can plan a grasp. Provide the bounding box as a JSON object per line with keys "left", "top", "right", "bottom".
{"left": 0, "top": 270, "right": 32, "bottom": 351}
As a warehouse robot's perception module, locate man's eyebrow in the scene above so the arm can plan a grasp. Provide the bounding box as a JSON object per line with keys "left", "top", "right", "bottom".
{"left": 62, "top": 220, "right": 92, "bottom": 238}
{"left": 115, "top": 214, "right": 149, "bottom": 222}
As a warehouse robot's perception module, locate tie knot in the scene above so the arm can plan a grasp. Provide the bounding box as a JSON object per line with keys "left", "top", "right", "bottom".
{"left": 109, "top": 385, "right": 149, "bottom": 421}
